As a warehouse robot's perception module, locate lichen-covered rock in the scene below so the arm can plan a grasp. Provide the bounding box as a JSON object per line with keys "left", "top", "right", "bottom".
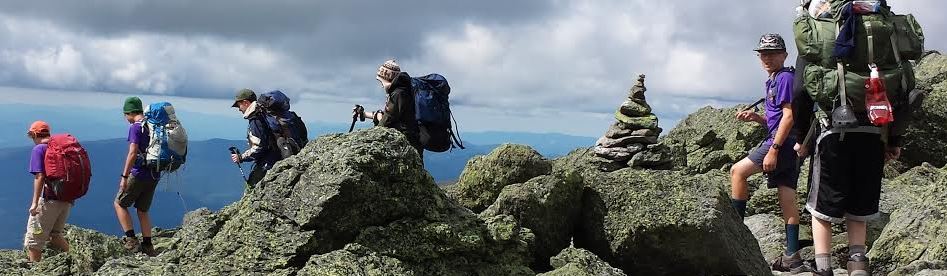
{"left": 614, "top": 112, "right": 659, "bottom": 130}
{"left": 902, "top": 52, "right": 947, "bottom": 168}
{"left": 298, "top": 244, "right": 414, "bottom": 276}
{"left": 627, "top": 143, "right": 673, "bottom": 169}
{"left": 481, "top": 174, "right": 584, "bottom": 270}
{"left": 662, "top": 105, "right": 767, "bottom": 173}
{"left": 0, "top": 250, "right": 32, "bottom": 276}
{"left": 619, "top": 99, "right": 653, "bottom": 117}
{"left": 447, "top": 144, "right": 552, "bottom": 213}
{"left": 745, "top": 214, "right": 786, "bottom": 262}
{"left": 870, "top": 164, "right": 947, "bottom": 275}
{"left": 93, "top": 255, "right": 179, "bottom": 276}
{"left": 574, "top": 168, "right": 770, "bottom": 275}
{"left": 538, "top": 246, "right": 627, "bottom": 276}
{"left": 888, "top": 260, "right": 947, "bottom": 276}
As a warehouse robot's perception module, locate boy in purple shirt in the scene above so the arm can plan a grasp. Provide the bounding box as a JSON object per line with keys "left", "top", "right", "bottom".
{"left": 729, "top": 34, "right": 804, "bottom": 272}
{"left": 23, "top": 121, "right": 72, "bottom": 263}
{"left": 113, "top": 97, "right": 160, "bottom": 257}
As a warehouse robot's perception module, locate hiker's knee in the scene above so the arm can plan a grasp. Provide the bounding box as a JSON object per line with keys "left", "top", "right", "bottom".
{"left": 730, "top": 159, "right": 756, "bottom": 179}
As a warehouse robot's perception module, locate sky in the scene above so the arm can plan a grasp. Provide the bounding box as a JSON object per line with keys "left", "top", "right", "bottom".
{"left": 0, "top": 0, "right": 944, "bottom": 139}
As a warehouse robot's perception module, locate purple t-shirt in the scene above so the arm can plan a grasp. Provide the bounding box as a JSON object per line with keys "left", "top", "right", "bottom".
{"left": 764, "top": 68, "right": 794, "bottom": 141}
{"left": 29, "top": 143, "right": 58, "bottom": 200}
{"left": 129, "top": 121, "right": 160, "bottom": 181}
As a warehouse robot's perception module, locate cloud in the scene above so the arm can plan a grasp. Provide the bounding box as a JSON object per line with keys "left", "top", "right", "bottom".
{"left": 0, "top": 0, "right": 944, "bottom": 136}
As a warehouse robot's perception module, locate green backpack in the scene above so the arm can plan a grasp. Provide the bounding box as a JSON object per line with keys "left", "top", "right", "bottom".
{"left": 793, "top": 0, "right": 924, "bottom": 113}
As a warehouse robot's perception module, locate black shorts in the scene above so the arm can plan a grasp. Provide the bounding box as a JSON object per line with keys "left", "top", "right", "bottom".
{"left": 806, "top": 129, "right": 884, "bottom": 223}
{"left": 748, "top": 137, "right": 800, "bottom": 189}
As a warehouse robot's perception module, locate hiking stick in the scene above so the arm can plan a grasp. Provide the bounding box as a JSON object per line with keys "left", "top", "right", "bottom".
{"left": 741, "top": 98, "right": 766, "bottom": 112}
{"left": 349, "top": 105, "right": 364, "bottom": 133}
{"left": 229, "top": 147, "right": 249, "bottom": 184}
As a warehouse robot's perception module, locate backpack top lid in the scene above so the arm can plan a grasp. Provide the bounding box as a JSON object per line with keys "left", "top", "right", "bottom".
{"left": 145, "top": 102, "right": 176, "bottom": 125}
{"left": 258, "top": 90, "right": 291, "bottom": 113}
{"left": 412, "top": 74, "right": 451, "bottom": 95}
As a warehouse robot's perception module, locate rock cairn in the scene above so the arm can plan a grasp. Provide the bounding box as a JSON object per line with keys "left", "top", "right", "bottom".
{"left": 593, "top": 74, "right": 673, "bottom": 170}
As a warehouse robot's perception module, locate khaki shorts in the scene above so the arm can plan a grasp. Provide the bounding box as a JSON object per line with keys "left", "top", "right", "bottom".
{"left": 24, "top": 199, "right": 72, "bottom": 250}
{"left": 115, "top": 175, "right": 159, "bottom": 212}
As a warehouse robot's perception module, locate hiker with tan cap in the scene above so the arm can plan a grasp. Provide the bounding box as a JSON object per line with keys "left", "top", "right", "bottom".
{"left": 230, "top": 88, "right": 282, "bottom": 186}
{"left": 354, "top": 59, "right": 423, "bottom": 158}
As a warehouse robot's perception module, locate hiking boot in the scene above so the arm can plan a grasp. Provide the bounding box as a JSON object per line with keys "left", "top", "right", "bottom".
{"left": 847, "top": 254, "right": 870, "bottom": 276}
{"left": 140, "top": 243, "right": 157, "bottom": 257}
{"left": 122, "top": 237, "right": 140, "bottom": 252}
{"left": 770, "top": 251, "right": 811, "bottom": 274}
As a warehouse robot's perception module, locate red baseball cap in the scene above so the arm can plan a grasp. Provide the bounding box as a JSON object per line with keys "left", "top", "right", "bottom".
{"left": 28, "top": 121, "right": 50, "bottom": 135}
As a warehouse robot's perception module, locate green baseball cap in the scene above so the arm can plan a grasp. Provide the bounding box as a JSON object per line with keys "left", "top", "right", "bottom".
{"left": 123, "top": 97, "right": 143, "bottom": 114}
{"left": 232, "top": 88, "right": 257, "bottom": 107}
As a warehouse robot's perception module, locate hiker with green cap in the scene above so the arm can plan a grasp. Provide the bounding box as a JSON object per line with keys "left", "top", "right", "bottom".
{"left": 353, "top": 59, "right": 423, "bottom": 159}
{"left": 230, "top": 88, "right": 281, "bottom": 186}
{"left": 729, "top": 33, "right": 807, "bottom": 273}
{"left": 114, "top": 96, "right": 159, "bottom": 257}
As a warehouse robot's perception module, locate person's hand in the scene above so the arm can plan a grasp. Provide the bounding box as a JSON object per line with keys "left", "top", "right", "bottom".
{"left": 736, "top": 110, "right": 763, "bottom": 123}
{"left": 885, "top": 146, "right": 901, "bottom": 161}
{"left": 763, "top": 149, "right": 778, "bottom": 172}
{"left": 28, "top": 203, "right": 38, "bottom": 216}
{"left": 119, "top": 177, "right": 128, "bottom": 192}
{"left": 231, "top": 154, "right": 241, "bottom": 164}
{"left": 794, "top": 143, "right": 809, "bottom": 158}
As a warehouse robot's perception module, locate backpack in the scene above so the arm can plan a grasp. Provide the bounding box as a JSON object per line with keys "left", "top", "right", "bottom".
{"left": 793, "top": 0, "right": 923, "bottom": 114}
{"left": 411, "top": 74, "right": 464, "bottom": 152}
{"left": 258, "top": 90, "right": 308, "bottom": 158}
{"left": 141, "top": 102, "right": 188, "bottom": 172}
{"left": 44, "top": 134, "right": 92, "bottom": 201}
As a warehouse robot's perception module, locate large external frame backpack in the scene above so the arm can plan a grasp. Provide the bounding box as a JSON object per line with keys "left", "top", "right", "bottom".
{"left": 44, "top": 134, "right": 92, "bottom": 201}
{"left": 258, "top": 90, "right": 308, "bottom": 158}
{"left": 412, "top": 74, "right": 464, "bottom": 152}
{"left": 793, "top": 0, "right": 924, "bottom": 118}
{"left": 141, "top": 102, "right": 188, "bottom": 172}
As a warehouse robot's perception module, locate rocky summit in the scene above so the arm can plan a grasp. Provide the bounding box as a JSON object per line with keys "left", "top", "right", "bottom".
{"left": 4, "top": 52, "right": 947, "bottom": 276}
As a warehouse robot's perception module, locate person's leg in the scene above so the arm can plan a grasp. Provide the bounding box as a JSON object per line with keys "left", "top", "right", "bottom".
{"left": 777, "top": 186, "right": 801, "bottom": 252}
{"left": 247, "top": 165, "right": 266, "bottom": 188}
{"left": 730, "top": 157, "right": 762, "bottom": 217}
{"left": 134, "top": 178, "right": 159, "bottom": 256}
{"left": 24, "top": 199, "right": 54, "bottom": 262}
{"left": 116, "top": 176, "right": 145, "bottom": 251}
{"left": 48, "top": 201, "right": 71, "bottom": 252}
{"left": 813, "top": 217, "right": 833, "bottom": 271}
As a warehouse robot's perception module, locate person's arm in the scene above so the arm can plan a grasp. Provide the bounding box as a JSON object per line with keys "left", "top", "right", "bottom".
{"left": 379, "top": 90, "right": 405, "bottom": 128}
{"left": 119, "top": 142, "right": 137, "bottom": 191}
{"left": 29, "top": 173, "right": 44, "bottom": 216}
{"left": 240, "top": 118, "right": 270, "bottom": 162}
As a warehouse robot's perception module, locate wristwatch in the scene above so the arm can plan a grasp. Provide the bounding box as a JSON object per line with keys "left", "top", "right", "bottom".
{"left": 771, "top": 143, "right": 781, "bottom": 150}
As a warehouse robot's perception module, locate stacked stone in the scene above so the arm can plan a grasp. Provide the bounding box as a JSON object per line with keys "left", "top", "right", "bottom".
{"left": 593, "top": 74, "right": 673, "bottom": 170}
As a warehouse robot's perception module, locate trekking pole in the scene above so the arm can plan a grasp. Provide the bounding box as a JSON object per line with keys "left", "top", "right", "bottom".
{"left": 349, "top": 105, "right": 364, "bottom": 133}
{"left": 741, "top": 98, "right": 766, "bottom": 112}
{"left": 228, "top": 147, "right": 249, "bottom": 186}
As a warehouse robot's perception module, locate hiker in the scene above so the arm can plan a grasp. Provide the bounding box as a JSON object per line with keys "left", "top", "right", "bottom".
{"left": 230, "top": 88, "right": 281, "bottom": 186}
{"left": 355, "top": 59, "right": 423, "bottom": 158}
{"left": 23, "top": 121, "right": 71, "bottom": 262}
{"left": 114, "top": 97, "right": 159, "bottom": 257}
{"left": 729, "top": 34, "right": 805, "bottom": 272}
{"left": 791, "top": 1, "right": 922, "bottom": 274}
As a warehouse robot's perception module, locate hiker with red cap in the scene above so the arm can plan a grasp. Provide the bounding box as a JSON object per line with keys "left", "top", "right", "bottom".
{"left": 23, "top": 121, "right": 72, "bottom": 262}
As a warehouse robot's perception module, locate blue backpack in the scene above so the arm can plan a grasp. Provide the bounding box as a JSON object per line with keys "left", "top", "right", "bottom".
{"left": 141, "top": 102, "right": 188, "bottom": 172}
{"left": 411, "top": 74, "right": 464, "bottom": 152}
{"left": 257, "top": 90, "right": 309, "bottom": 158}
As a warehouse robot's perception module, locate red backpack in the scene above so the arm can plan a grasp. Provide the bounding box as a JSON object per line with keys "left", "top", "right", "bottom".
{"left": 44, "top": 134, "right": 92, "bottom": 201}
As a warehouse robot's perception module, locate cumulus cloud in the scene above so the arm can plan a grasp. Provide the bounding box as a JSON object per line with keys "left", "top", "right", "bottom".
{"left": 0, "top": 0, "right": 943, "bottom": 135}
